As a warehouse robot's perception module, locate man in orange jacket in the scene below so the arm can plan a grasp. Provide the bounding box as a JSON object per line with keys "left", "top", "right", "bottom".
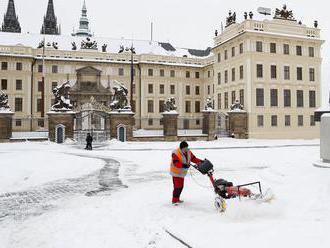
{"left": 170, "top": 141, "right": 203, "bottom": 204}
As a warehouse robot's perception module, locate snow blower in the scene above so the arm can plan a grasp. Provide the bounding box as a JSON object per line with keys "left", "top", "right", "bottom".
{"left": 192, "top": 159, "right": 273, "bottom": 213}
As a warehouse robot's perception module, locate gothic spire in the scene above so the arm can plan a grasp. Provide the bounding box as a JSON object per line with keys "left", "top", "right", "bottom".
{"left": 41, "top": 0, "right": 60, "bottom": 35}
{"left": 72, "top": 0, "right": 92, "bottom": 37}
{"left": 1, "top": 0, "right": 21, "bottom": 33}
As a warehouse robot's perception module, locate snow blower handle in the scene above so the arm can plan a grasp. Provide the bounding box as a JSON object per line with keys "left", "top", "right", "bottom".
{"left": 192, "top": 159, "right": 214, "bottom": 175}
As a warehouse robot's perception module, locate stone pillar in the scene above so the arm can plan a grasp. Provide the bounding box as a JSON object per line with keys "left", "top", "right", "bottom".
{"left": 47, "top": 112, "right": 76, "bottom": 143}
{"left": 313, "top": 113, "right": 330, "bottom": 168}
{"left": 202, "top": 110, "right": 217, "bottom": 141}
{"left": 162, "top": 112, "right": 178, "bottom": 141}
{"left": 109, "top": 111, "right": 135, "bottom": 141}
{"left": 228, "top": 111, "right": 248, "bottom": 139}
{"left": 0, "top": 111, "right": 14, "bottom": 141}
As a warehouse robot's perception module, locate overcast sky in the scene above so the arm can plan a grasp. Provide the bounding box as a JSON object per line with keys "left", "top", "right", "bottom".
{"left": 1, "top": 0, "right": 329, "bottom": 105}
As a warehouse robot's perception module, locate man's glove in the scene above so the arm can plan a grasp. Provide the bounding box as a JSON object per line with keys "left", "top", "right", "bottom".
{"left": 182, "top": 163, "right": 190, "bottom": 169}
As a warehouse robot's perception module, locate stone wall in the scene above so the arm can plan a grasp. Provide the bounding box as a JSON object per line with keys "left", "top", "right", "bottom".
{"left": 47, "top": 112, "right": 75, "bottom": 142}
{"left": 228, "top": 112, "right": 248, "bottom": 139}
{"left": 0, "top": 112, "right": 14, "bottom": 141}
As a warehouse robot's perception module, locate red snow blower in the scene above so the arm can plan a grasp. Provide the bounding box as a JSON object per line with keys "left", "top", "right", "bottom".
{"left": 192, "top": 159, "right": 270, "bottom": 212}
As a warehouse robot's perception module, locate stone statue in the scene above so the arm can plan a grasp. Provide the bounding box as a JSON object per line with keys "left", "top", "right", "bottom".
{"left": 274, "top": 4, "right": 295, "bottom": 21}
{"left": 205, "top": 97, "right": 214, "bottom": 110}
{"left": 81, "top": 37, "right": 98, "bottom": 50}
{"left": 226, "top": 10, "right": 236, "bottom": 27}
{"left": 72, "top": 42, "right": 77, "bottom": 50}
{"left": 215, "top": 29, "right": 218, "bottom": 36}
{"left": 249, "top": 11, "right": 253, "bottom": 19}
{"left": 52, "top": 42, "right": 58, "bottom": 50}
{"left": 0, "top": 90, "right": 10, "bottom": 111}
{"left": 230, "top": 99, "right": 244, "bottom": 111}
{"left": 314, "top": 20, "right": 318, "bottom": 28}
{"left": 110, "top": 81, "right": 130, "bottom": 111}
{"left": 102, "top": 44, "right": 107, "bottom": 52}
{"left": 118, "top": 45, "right": 125, "bottom": 53}
{"left": 164, "top": 97, "right": 177, "bottom": 112}
{"left": 51, "top": 81, "right": 73, "bottom": 111}
{"left": 244, "top": 12, "right": 248, "bottom": 20}
{"left": 37, "top": 40, "right": 44, "bottom": 49}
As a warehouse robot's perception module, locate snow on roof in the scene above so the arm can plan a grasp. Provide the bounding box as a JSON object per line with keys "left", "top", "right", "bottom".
{"left": 0, "top": 32, "right": 211, "bottom": 58}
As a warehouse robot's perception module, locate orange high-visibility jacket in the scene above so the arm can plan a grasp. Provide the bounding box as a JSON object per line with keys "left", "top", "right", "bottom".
{"left": 170, "top": 148, "right": 201, "bottom": 178}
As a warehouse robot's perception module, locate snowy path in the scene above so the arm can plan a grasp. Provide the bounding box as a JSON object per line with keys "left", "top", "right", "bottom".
{"left": 0, "top": 154, "right": 125, "bottom": 223}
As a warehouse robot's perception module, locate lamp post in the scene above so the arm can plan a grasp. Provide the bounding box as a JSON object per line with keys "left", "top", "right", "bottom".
{"left": 130, "top": 45, "right": 135, "bottom": 110}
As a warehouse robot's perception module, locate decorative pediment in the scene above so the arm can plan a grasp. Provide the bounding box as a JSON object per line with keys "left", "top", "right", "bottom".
{"left": 76, "top": 66, "right": 102, "bottom": 75}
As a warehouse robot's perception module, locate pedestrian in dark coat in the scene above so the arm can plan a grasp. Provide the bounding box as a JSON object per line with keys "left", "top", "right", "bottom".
{"left": 85, "top": 133, "right": 93, "bottom": 150}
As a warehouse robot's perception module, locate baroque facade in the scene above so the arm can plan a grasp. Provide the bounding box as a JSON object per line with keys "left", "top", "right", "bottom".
{"left": 0, "top": 2, "right": 324, "bottom": 139}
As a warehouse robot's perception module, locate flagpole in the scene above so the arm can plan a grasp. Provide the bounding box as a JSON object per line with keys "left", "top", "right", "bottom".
{"left": 130, "top": 45, "right": 135, "bottom": 110}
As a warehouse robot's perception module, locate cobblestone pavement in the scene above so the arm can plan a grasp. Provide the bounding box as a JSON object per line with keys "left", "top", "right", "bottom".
{"left": 0, "top": 154, "right": 126, "bottom": 222}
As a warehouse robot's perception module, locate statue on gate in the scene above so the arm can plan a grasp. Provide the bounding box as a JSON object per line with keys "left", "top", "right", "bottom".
{"left": 230, "top": 99, "right": 244, "bottom": 111}
{"left": 0, "top": 90, "right": 10, "bottom": 111}
{"left": 110, "top": 81, "right": 131, "bottom": 111}
{"left": 164, "top": 97, "right": 177, "bottom": 112}
{"left": 51, "top": 81, "right": 73, "bottom": 111}
{"left": 205, "top": 97, "right": 214, "bottom": 111}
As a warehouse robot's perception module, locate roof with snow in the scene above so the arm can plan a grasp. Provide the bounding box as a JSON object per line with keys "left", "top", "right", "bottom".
{"left": 0, "top": 32, "right": 211, "bottom": 58}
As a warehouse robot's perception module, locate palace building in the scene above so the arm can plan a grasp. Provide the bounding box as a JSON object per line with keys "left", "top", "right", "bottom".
{"left": 0, "top": 1, "right": 324, "bottom": 139}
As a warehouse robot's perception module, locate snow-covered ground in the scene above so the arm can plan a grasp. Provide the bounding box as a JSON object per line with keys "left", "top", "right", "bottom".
{"left": 0, "top": 139, "right": 329, "bottom": 248}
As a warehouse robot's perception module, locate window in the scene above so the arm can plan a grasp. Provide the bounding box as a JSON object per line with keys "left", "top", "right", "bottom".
{"left": 309, "top": 68, "right": 315, "bottom": 81}
{"left": 298, "top": 115, "right": 304, "bottom": 126}
{"left": 52, "top": 82, "right": 57, "bottom": 89}
{"left": 256, "top": 88, "right": 264, "bottom": 106}
{"left": 217, "top": 72, "right": 221, "bottom": 85}
{"left": 271, "top": 115, "right": 278, "bottom": 127}
{"left": 16, "top": 62, "right": 22, "bottom": 71}
{"left": 217, "top": 93, "right": 221, "bottom": 109}
{"left": 132, "top": 84, "right": 136, "bottom": 95}
{"left": 296, "top": 46, "right": 302, "bottom": 56}
{"left": 284, "top": 66, "right": 290, "bottom": 80}
{"left": 16, "top": 80, "right": 22, "bottom": 90}
{"left": 148, "top": 69, "right": 153, "bottom": 76}
{"left": 185, "top": 101, "right": 191, "bottom": 113}
{"left": 297, "top": 67, "right": 303, "bottom": 81}
{"left": 37, "top": 99, "right": 42, "bottom": 112}
{"left": 256, "top": 41, "right": 263, "bottom": 52}
{"left": 38, "top": 65, "right": 43, "bottom": 73}
{"left": 310, "top": 115, "right": 315, "bottom": 126}
{"left": 207, "top": 85, "right": 210, "bottom": 95}
{"left": 38, "top": 119, "right": 44, "bottom": 128}
{"left": 147, "top": 100, "right": 154, "bottom": 113}
{"left": 224, "top": 70, "right": 228, "bottom": 83}
{"left": 257, "top": 115, "right": 264, "bottom": 127}
{"left": 297, "top": 90, "right": 304, "bottom": 107}
{"left": 217, "top": 53, "right": 221, "bottom": 62}
{"left": 284, "top": 89, "right": 291, "bottom": 107}
{"left": 118, "top": 68, "right": 124, "bottom": 76}
{"left": 231, "top": 68, "right": 235, "bottom": 82}
{"left": 195, "top": 101, "right": 200, "bottom": 113}
{"left": 186, "top": 71, "right": 190, "bottom": 78}
{"left": 195, "top": 86, "right": 200, "bottom": 95}
{"left": 160, "top": 84, "right": 165, "bottom": 94}
{"left": 309, "top": 90, "right": 316, "bottom": 108}
{"left": 148, "top": 84, "right": 153, "bottom": 94}
{"left": 148, "top": 119, "right": 153, "bottom": 126}
{"left": 170, "top": 85, "right": 175, "bottom": 94}
{"left": 224, "top": 50, "right": 228, "bottom": 60}
{"left": 208, "top": 71, "right": 211, "bottom": 78}
{"left": 231, "top": 47, "right": 235, "bottom": 57}
{"left": 38, "top": 81, "right": 44, "bottom": 92}
{"left": 170, "top": 70, "right": 175, "bottom": 77}
{"left": 285, "top": 115, "right": 291, "bottom": 126}
{"left": 196, "top": 119, "right": 200, "bottom": 125}
{"left": 239, "top": 89, "right": 244, "bottom": 106}
{"left": 256, "top": 64, "right": 263, "bottom": 78}
{"left": 270, "top": 89, "right": 278, "bottom": 107}
{"left": 15, "top": 119, "right": 22, "bottom": 127}
{"left": 231, "top": 91, "right": 236, "bottom": 104}
{"left": 270, "top": 43, "right": 276, "bottom": 53}
{"left": 131, "top": 100, "right": 136, "bottom": 112}
{"left": 1, "top": 79, "right": 7, "bottom": 90}
{"left": 283, "top": 44, "right": 290, "bottom": 55}
{"left": 159, "top": 100, "right": 165, "bottom": 113}
{"left": 271, "top": 65, "right": 277, "bottom": 79}
{"left": 15, "top": 98, "right": 23, "bottom": 112}
{"left": 160, "top": 69, "right": 165, "bottom": 77}
{"left": 309, "top": 47, "right": 315, "bottom": 57}
{"left": 239, "top": 65, "right": 244, "bottom": 79}
{"left": 186, "top": 85, "right": 191, "bottom": 95}
{"left": 224, "top": 92, "right": 228, "bottom": 109}
{"left": 1, "top": 62, "right": 8, "bottom": 70}
{"left": 239, "top": 43, "right": 243, "bottom": 54}
{"left": 195, "top": 71, "right": 200, "bottom": 79}
{"left": 52, "top": 65, "right": 58, "bottom": 73}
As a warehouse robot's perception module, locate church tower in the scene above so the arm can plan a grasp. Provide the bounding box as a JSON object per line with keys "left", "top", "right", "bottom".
{"left": 72, "top": 0, "right": 92, "bottom": 37}
{"left": 1, "top": 0, "right": 21, "bottom": 33}
{"left": 41, "top": 0, "right": 60, "bottom": 35}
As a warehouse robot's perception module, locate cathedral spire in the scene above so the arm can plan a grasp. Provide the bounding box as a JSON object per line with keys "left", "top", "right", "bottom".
{"left": 1, "top": 0, "right": 21, "bottom": 33}
{"left": 72, "top": 0, "right": 92, "bottom": 37}
{"left": 41, "top": 0, "right": 60, "bottom": 35}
